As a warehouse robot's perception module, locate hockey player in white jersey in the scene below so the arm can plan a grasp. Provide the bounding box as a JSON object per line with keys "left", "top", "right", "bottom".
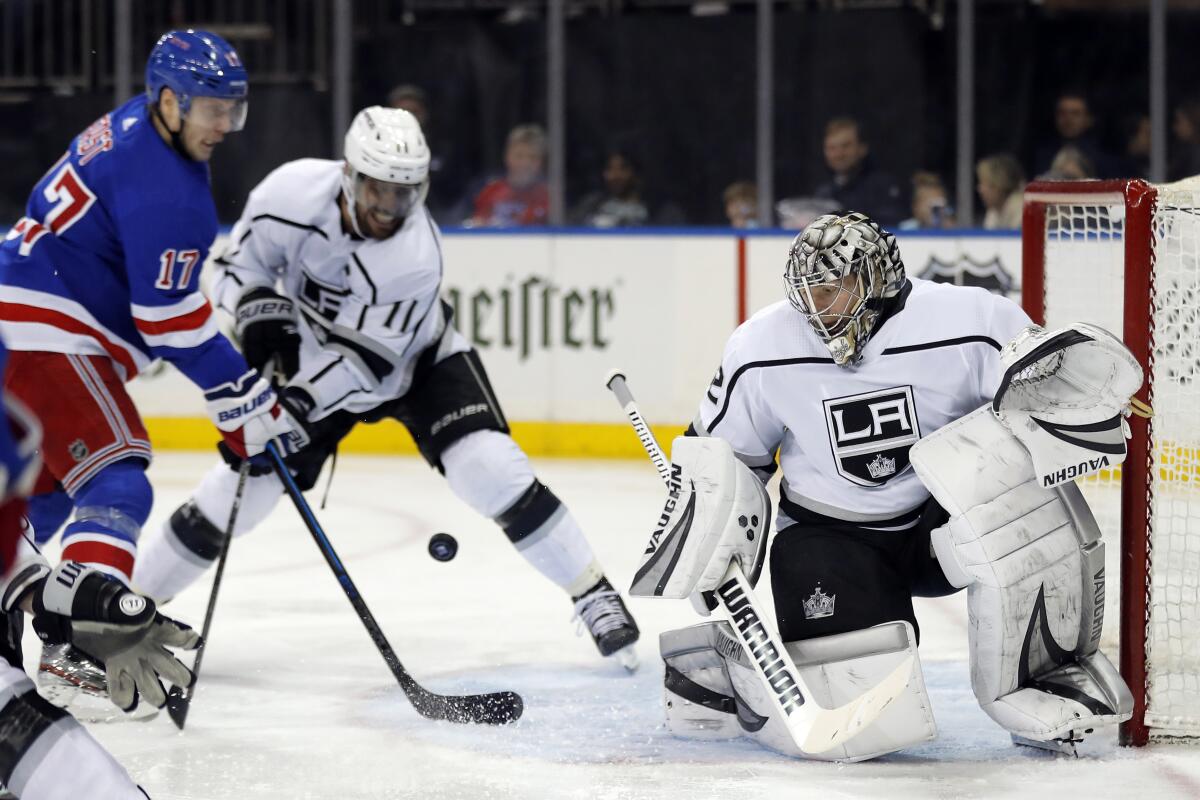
{"left": 133, "top": 107, "right": 639, "bottom": 666}
{"left": 642, "top": 212, "right": 1137, "bottom": 759}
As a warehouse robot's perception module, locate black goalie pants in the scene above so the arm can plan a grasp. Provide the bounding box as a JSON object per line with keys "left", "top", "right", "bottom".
{"left": 769, "top": 498, "right": 959, "bottom": 644}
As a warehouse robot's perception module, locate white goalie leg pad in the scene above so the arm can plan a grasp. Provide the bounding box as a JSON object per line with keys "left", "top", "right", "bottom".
{"left": 631, "top": 436, "right": 771, "bottom": 600}
{"left": 661, "top": 620, "right": 935, "bottom": 761}
{"left": 911, "top": 406, "right": 1133, "bottom": 742}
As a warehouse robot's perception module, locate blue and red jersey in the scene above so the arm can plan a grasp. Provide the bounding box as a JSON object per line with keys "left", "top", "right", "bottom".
{"left": 0, "top": 95, "right": 246, "bottom": 391}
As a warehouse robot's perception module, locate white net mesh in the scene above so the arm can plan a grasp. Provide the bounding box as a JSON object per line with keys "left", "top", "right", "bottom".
{"left": 1038, "top": 181, "right": 1200, "bottom": 738}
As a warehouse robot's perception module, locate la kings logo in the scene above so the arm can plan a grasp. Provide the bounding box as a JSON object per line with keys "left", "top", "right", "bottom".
{"left": 822, "top": 386, "right": 920, "bottom": 487}
{"left": 299, "top": 271, "right": 350, "bottom": 323}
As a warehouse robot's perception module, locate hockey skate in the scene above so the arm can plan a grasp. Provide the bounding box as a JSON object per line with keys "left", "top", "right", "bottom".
{"left": 38, "top": 643, "right": 157, "bottom": 722}
{"left": 572, "top": 577, "right": 640, "bottom": 671}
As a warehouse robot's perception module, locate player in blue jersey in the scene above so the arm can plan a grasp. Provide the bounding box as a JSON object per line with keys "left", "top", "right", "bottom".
{"left": 0, "top": 29, "right": 304, "bottom": 712}
{"left": 0, "top": 336, "right": 199, "bottom": 798}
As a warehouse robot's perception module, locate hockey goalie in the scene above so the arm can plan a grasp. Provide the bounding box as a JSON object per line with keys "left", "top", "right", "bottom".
{"left": 633, "top": 212, "right": 1140, "bottom": 761}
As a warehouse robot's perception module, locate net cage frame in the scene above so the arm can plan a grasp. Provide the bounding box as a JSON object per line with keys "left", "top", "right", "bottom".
{"left": 1022, "top": 178, "right": 1176, "bottom": 746}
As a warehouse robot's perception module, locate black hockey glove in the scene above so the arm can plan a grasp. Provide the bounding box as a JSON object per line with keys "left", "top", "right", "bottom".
{"left": 236, "top": 287, "right": 301, "bottom": 378}
{"left": 31, "top": 562, "right": 200, "bottom": 712}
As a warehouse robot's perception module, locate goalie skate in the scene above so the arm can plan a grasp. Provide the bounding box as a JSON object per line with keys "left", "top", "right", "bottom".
{"left": 572, "top": 577, "right": 640, "bottom": 671}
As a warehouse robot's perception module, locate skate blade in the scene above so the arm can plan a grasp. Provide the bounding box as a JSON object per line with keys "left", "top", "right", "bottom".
{"left": 613, "top": 644, "right": 639, "bottom": 673}
{"left": 1011, "top": 733, "right": 1080, "bottom": 757}
{"left": 42, "top": 683, "right": 159, "bottom": 723}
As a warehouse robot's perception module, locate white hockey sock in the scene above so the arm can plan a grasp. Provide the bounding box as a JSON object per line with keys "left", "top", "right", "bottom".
{"left": 442, "top": 431, "right": 601, "bottom": 592}
{"left": 132, "top": 463, "right": 282, "bottom": 602}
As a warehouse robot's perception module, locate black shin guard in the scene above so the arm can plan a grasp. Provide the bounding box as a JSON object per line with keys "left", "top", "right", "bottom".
{"left": 495, "top": 481, "right": 562, "bottom": 545}
{"left": 169, "top": 501, "right": 227, "bottom": 562}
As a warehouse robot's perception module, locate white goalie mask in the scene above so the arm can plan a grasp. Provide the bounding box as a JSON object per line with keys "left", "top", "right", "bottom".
{"left": 342, "top": 106, "right": 431, "bottom": 238}
{"left": 784, "top": 212, "right": 905, "bottom": 366}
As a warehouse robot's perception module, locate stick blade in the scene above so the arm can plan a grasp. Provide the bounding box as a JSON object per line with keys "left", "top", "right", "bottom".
{"left": 165, "top": 685, "right": 190, "bottom": 730}
{"left": 410, "top": 689, "right": 524, "bottom": 725}
{"left": 796, "top": 654, "right": 915, "bottom": 754}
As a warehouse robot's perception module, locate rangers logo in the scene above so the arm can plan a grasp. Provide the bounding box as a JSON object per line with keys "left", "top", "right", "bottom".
{"left": 823, "top": 386, "right": 920, "bottom": 486}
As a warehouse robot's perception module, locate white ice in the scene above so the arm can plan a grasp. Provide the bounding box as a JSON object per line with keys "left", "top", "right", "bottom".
{"left": 28, "top": 453, "right": 1200, "bottom": 799}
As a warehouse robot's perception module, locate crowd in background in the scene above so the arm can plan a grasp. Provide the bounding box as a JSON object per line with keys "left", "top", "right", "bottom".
{"left": 396, "top": 82, "right": 1188, "bottom": 232}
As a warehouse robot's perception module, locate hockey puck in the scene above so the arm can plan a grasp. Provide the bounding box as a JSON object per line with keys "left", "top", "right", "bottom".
{"left": 428, "top": 532, "right": 458, "bottom": 562}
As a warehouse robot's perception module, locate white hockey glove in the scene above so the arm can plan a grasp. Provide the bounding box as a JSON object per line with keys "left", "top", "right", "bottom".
{"left": 31, "top": 562, "right": 200, "bottom": 712}
{"left": 204, "top": 369, "right": 310, "bottom": 460}
{"left": 992, "top": 323, "right": 1148, "bottom": 488}
{"left": 630, "top": 436, "right": 770, "bottom": 602}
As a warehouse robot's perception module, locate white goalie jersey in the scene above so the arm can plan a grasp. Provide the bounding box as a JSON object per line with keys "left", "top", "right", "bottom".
{"left": 694, "top": 277, "right": 1033, "bottom": 530}
{"left": 209, "top": 158, "right": 461, "bottom": 418}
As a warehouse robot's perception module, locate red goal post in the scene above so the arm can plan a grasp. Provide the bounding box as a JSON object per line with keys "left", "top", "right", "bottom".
{"left": 1022, "top": 178, "right": 1199, "bottom": 746}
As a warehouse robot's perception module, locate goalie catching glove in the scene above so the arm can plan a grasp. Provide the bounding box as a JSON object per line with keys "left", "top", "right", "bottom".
{"left": 992, "top": 322, "right": 1148, "bottom": 488}
{"left": 30, "top": 561, "right": 200, "bottom": 712}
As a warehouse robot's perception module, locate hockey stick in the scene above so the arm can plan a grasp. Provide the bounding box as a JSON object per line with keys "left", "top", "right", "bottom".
{"left": 604, "top": 369, "right": 913, "bottom": 754}
{"left": 264, "top": 441, "right": 523, "bottom": 725}
{"left": 166, "top": 460, "right": 251, "bottom": 730}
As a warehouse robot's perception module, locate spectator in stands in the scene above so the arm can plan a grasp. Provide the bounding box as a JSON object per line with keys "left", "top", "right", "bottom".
{"left": 571, "top": 147, "right": 684, "bottom": 227}
{"left": 1120, "top": 113, "right": 1151, "bottom": 179}
{"left": 1042, "top": 145, "right": 1095, "bottom": 181}
{"left": 811, "top": 117, "right": 906, "bottom": 228}
{"left": 1033, "top": 90, "right": 1115, "bottom": 178}
{"left": 387, "top": 83, "right": 466, "bottom": 224}
{"left": 723, "top": 181, "right": 758, "bottom": 228}
{"left": 977, "top": 154, "right": 1026, "bottom": 230}
{"left": 898, "top": 171, "right": 954, "bottom": 230}
{"left": 1170, "top": 99, "right": 1200, "bottom": 181}
{"left": 468, "top": 124, "right": 549, "bottom": 227}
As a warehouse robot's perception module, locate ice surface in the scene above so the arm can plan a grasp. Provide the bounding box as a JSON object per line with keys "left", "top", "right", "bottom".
{"left": 31, "top": 454, "right": 1200, "bottom": 799}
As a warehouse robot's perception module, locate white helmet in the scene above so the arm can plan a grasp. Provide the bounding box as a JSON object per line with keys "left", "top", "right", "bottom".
{"left": 341, "top": 106, "right": 431, "bottom": 237}
{"left": 783, "top": 212, "right": 905, "bottom": 366}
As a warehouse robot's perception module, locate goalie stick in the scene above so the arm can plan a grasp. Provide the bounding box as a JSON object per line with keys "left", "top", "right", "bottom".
{"left": 166, "top": 460, "right": 251, "bottom": 730}
{"left": 604, "top": 369, "right": 913, "bottom": 754}
{"left": 264, "top": 441, "right": 523, "bottom": 725}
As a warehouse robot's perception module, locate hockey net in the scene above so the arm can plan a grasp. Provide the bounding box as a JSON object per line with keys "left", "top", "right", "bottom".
{"left": 1023, "top": 178, "right": 1200, "bottom": 746}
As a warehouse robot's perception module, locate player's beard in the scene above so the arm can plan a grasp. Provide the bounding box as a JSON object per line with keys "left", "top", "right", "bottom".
{"left": 358, "top": 205, "right": 404, "bottom": 239}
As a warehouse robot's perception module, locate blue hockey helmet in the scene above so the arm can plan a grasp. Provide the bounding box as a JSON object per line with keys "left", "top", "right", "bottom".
{"left": 145, "top": 30, "right": 248, "bottom": 131}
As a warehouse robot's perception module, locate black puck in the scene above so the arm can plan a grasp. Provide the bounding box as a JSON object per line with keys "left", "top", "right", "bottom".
{"left": 428, "top": 532, "right": 458, "bottom": 562}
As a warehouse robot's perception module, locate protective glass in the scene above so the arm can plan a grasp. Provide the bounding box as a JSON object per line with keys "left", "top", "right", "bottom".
{"left": 186, "top": 95, "right": 249, "bottom": 132}
{"left": 353, "top": 173, "right": 423, "bottom": 220}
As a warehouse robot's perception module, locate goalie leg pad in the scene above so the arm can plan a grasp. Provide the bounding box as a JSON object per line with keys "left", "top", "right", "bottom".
{"left": 661, "top": 621, "right": 935, "bottom": 761}
{"left": 631, "top": 436, "right": 771, "bottom": 600}
{"left": 911, "top": 405, "right": 1133, "bottom": 742}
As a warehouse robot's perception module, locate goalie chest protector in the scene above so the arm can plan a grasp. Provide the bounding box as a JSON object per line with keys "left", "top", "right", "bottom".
{"left": 695, "top": 277, "right": 1032, "bottom": 529}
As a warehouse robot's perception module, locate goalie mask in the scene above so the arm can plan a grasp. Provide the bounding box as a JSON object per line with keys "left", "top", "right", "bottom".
{"left": 784, "top": 212, "right": 905, "bottom": 366}
{"left": 342, "top": 106, "right": 431, "bottom": 239}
